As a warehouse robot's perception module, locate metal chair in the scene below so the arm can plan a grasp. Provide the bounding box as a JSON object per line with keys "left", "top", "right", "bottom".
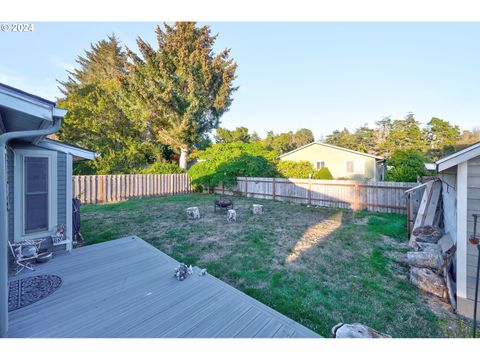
{"left": 8, "top": 239, "right": 43, "bottom": 275}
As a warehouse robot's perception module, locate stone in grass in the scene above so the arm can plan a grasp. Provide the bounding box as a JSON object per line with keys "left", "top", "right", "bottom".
{"left": 227, "top": 209, "right": 237, "bottom": 222}
{"left": 332, "top": 323, "right": 391, "bottom": 338}
{"left": 186, "top": 207, "right": 200, "bottom": 220}
{"left": 252, "top": 204, "right": 264, "bottom": 215}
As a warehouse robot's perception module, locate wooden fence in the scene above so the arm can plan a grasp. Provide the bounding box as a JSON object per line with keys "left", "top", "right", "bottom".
{"left": 215, "top": 177, "right": 418, "bottom": 214}
{"left": 73, "top": 173, "right": 192, "bottom": 204}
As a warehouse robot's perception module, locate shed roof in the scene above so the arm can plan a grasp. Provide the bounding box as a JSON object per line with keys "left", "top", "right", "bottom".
{"left": 436, "top": 141, "right": 480, "bottom": 172}
{"left": 278, "top": 141, "right": 385, "bottom": 160}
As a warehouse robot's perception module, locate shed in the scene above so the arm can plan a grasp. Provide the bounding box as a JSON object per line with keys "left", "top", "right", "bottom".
{"left": 432, "top": 141, "right": 480, "bottom": 318}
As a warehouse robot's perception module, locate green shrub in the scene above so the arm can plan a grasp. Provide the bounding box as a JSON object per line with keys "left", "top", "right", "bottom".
{"left": 188, "top": 142, "right": 278, "bottom": 190}
{"left": 386, "top": 149, "right": 428, "bottom": 182}
{"left": 139, "top": 161, "right": 183, "bottom": 174}
{"left": 276, "top": 160, "right": 333, "bottom": 180}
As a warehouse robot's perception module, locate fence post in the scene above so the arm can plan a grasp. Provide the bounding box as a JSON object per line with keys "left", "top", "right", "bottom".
{"left": 308, "top": 176, "right": 312, "bottom": 205}
{"left": 99, "top": 176, "right": 105, "bottom": 203}
{"left": 272, "top": 177, "right": 276, "bottom": 201}
{"left": 244, "top": 177, "right": 248, "bottom": 197}
{"left": 353, "top": 182, "right": 360, "bottom": 211}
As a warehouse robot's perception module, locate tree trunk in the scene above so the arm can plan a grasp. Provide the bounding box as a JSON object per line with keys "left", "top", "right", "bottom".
{"left": 179, "top": 147, "right": 189, "bottom": 170}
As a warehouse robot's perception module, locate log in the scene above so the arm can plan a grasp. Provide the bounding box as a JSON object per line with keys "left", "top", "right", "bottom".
{"left": 412, "top": 225, "right": 443, "bottom": 244}
{"left": 407, "top": 249, "right": 443, "bottom": 270}
{"left": 186, "top": 207, "right": 200, "bottom": 220}
{"left": 252, "top": 204, "right": 264, "bottom": 215}
{"left": 332, "top": 323, "right": 391, "bottom": 338}
{"left": 227, "top": 209, "right": 237, "bottom": 222}
{"left": 410, "top": 266, "right": 447, "bottom": 300}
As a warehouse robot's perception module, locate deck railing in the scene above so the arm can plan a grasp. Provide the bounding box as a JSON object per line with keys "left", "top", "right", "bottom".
{"left": 73, "top": 173, "right": 192, "bottom": 204}
{"left": 215, "top": 177, "right": 418, "bottom": 214}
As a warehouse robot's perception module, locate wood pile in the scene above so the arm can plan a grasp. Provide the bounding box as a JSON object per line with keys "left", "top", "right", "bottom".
{"left": 406, "top": 179, "right": 457, "bottom": 310}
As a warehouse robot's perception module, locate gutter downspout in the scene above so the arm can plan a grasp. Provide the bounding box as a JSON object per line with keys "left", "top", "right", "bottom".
{"left": 0, "top": 117, "right": 61, "bottom": 338}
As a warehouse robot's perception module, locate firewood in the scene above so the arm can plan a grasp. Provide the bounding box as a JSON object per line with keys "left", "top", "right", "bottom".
{"left": 407, "top": 249, "right": 443, "bottom": 270}
{"left": 410, "top": 266, "right": 448, "bottom": 300}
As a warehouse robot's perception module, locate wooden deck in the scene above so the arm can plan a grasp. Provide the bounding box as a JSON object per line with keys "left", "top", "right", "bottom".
{"left": 8, "top": 236, "right": 320, "bottom": 338}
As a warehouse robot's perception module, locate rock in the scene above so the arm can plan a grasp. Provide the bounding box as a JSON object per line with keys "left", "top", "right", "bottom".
{"left": 332, "top": 323, "right": 391, "bottom": 338}
{"left": 227, "top": 209, "right": 237, "bottom": 222}
{"left": 407, "top": 249, "right": 443, "bottom": 270}
{"left": 412, "top": 225, "right": 443, "bottom": 244}
{"left": 186, "top": 207, "right": 200, "bottom": 220}
{"left": 252, "top": 204, "right": 264, "bottom": 214}
{"left": 410, "top": 266, "right": 448, "bottom": 300}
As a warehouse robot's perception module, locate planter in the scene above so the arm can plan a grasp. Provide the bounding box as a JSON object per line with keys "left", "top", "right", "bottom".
{"left": 36, "top": 251, "right": 52, "bottom": 263}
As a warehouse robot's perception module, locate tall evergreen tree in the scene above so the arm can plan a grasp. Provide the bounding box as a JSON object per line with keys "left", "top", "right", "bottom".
{"left": 57, "top": 35, "right": 155, "bottom": 174}
{"left": 124, "top": 22, "right": 238, "bottom": 169}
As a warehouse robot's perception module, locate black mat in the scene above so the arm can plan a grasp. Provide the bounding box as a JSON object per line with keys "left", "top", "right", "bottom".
{"left": 8, "top": 275, "right": 63, "bottom": 312}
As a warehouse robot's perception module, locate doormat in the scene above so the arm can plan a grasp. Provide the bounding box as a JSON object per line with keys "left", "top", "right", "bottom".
{"left": 8, "top": 275, "right": 63, "bottom": 312}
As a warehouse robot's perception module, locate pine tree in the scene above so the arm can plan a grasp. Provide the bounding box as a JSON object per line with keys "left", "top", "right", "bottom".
{"left": 124, "top": 22, "right": 238, "bottom": 169}
{"left": 57, "top": 35, "right": 155, "bottom": 174}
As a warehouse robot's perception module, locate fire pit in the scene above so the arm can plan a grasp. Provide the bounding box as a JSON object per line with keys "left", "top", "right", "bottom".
{"left": 214, "top": 196, "right": 233, "bottom": 212}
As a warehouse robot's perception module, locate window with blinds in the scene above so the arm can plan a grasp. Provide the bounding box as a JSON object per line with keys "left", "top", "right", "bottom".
{"left": 24, "top": 156, "right": 49, "bottom": 233}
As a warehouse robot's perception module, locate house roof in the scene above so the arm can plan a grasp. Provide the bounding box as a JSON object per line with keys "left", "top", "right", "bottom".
{"left": 278, "top": 141, "right": 385, "bottom": 161}
{"left": 37, "top": 138, "right": 98, "bottom": 160}
{"left": 435, "top": 141, "right": 480, "bottom": 172}
{"left": 0, "top": 82, "right": 56, "bottom": 107}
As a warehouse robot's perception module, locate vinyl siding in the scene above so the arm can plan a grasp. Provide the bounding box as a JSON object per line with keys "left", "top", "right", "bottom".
{"left": 466, "top": 156, "right": 480, "bottom": 303}
{"left": 279, "top": 143, "right": 380, "bottom": 180}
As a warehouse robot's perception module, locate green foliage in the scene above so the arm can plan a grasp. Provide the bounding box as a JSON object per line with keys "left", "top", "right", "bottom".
{"left": 424, "top": 117, "right": 460, "bottom": 160}
{"left": 123, "top": 22, "right": 238, "bottom": 168}
{"left": 261, "top": 128, "right": 315, "bottom": 155}
{"left": 386, "top": 149, "right": 428, "bottom": 182}
{"left": 57, "top": 35, "right": 160, "bottom": 174}
{"left": 214, "top": 126, "right": 251, "bottom": 143}
{"left": 139, "top": 161, "right": 183, "bottom": 174}
{"left": 276, "top": 160, "right": 333, "bottom": 180}
{"left": 187, "top": 142, "right": 277, "bottom": 190}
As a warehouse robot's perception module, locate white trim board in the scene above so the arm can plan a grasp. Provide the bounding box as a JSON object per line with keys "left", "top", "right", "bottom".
{"left": 456, "top": 161, "right": 468, "bottom": 299}
{"left": 13, "top": 148, "right": 58, "bottom": 242}
{"left": 436, "top": 141, "right": 480, "bottom": 172}
{"left": 65, "top": 154, "right": 73, "bottom": 251}
{"left": 37, "top": 139, "right": 97, "bottom": 160}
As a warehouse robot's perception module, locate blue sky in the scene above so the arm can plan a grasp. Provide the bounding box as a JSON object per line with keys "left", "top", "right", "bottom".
{"left": 1, "top": 22, "right": 479, "bottom": 139}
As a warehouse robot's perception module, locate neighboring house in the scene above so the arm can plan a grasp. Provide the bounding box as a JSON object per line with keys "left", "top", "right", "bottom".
{"left": 278, "top": 142, "right": 386, "bottom": 181}
{"left": 0, "top": 83, "right": 96, "bottom": 337}
{"left": 430, "top": 141, "right": 480, "bottom": 319}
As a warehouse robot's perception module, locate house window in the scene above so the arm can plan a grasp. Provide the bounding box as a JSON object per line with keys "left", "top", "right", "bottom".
{"left": 24, "top": 156, "right": 49, "bottom": 233}
{"left": 345, "top": 160, "right": 364, "bottom": 174}
{"left": 316, "top": 161, "right": 326, "bottom": 170}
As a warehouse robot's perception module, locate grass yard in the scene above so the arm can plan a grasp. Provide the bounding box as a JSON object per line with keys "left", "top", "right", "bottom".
{"left": 80, "top": 193, "right": 472, "bottom": 338}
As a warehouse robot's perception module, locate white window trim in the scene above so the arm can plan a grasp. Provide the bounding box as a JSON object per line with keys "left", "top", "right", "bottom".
{"left": 14, "top": 149, "right": 57, "bottom": 242}
{"left": 345, "top": 159, "right": 365, "bottom": 175}
{"left": 315, "top": 160, "right": 326, "bottom": 170}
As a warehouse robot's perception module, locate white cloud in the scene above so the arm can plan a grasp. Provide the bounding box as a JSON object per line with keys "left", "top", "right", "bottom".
{"left": 49, "top": 56, "right": 75, "bottom": 73}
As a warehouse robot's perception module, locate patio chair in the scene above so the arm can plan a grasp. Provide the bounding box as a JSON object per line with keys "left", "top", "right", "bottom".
{"left": 8, "top": 240, "right": 41, "bottom": 275}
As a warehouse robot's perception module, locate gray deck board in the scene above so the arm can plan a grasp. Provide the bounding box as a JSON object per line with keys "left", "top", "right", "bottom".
{"left": 8, "top": 236, "right": 320, "bottom": 338}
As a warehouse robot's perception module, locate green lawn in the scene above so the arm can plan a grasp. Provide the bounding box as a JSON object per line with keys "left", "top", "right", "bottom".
{"left": 80, "top": 193, "right": 472, "bottom": 338}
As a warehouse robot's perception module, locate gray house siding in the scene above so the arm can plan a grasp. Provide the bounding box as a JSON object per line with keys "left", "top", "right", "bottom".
{"left": 467, "top": 155, "right": 480, "bottom": 306}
